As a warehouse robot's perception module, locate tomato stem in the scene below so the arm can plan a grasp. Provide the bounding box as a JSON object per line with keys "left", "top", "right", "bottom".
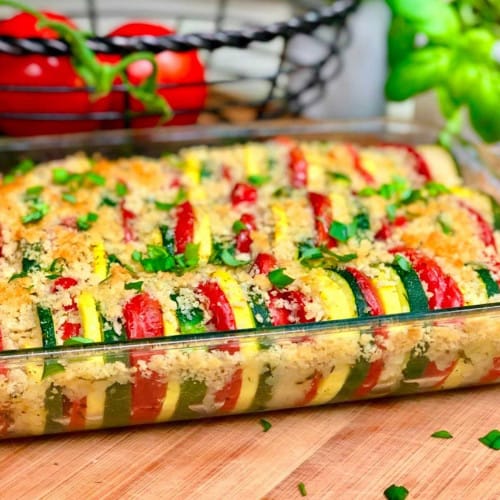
{"left": 0, "top": 0, "right": 172, "bottom": 121}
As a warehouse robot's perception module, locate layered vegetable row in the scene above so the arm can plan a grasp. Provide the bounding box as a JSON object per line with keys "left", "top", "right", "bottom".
{"left": 0, "top": 137, "right": 499, "bottom": 435}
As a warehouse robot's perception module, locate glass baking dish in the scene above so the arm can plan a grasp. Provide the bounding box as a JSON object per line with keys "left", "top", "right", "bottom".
{"left": 0, "top": 119, "right": 499, "bottom": 439}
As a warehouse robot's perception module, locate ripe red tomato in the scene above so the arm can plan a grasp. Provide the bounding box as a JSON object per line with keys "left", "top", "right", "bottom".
{"left": 0, "top": 11, "right": 107, "bottom": 137}
{"left": 104, "top": 22, "right": 207, "bottom": 128}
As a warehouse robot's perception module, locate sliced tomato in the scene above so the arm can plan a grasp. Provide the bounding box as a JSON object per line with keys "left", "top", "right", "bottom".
{"left": 424, "top": 359, "right": 459, "bottom": 388}
{"left": 289, "top": 146, "right": 308, "bottom": 189}
{"left": 345, "top": 144, "right": 375, "bottom": 185}
{"left": 64, "top": 396, "right": 87, "bottom": 432}
{"left": 297, "top": 371, "right": 322, "bottom": 406}
{"left": 251, "top": 253, "right": 278, "bottom": 276}
{"left": 235, "top": 213, "right": 256, "bottom": 254}
{"left": 268, "top": 289, "right": 310, "bottom": 326}
{"left": 215, "top": 367, "right": 243, "bottom": 412}
{"left": 345, "top": 267, "right": 384, "bottom": 316}
{"left": 52, "top": 276, "right": 81, "bottom": 340}
{"left": 391, "top": 248, "right": 464, "bottom": 309}
{"left": 196, "top": 281, "right": 236, "bottom": 332}
{"left": 375, "top": 215, "right": 408, "bottom": 241}
{"left": 481, "top": 357, "right": 500, "bottom": 384}
{"left": 231, "top": 183, "right": 257, "bottom": 206}
{"left": 174, "top": 201, "right": 195, "bottom": 254}
{"left": 381, "top": 143, "right": 432, "bottom": 182}
{"left": 458, "top": 201, "right": 497, "bottom": 251}
{"left": 308, "top": 192, "right": 337, "bottom": 248}
{"left": 121, "top": 200, "right": 137, "bottom": 243}
{"left": 123, "top": 293, "right": 166, "bottom": 424}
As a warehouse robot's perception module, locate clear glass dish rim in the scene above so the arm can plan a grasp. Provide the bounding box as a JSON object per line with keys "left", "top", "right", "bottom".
{"left": 0, "top": 117, "right": 498, "bottom": 361}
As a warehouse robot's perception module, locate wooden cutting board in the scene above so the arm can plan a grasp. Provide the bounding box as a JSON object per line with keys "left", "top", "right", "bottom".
{"left": 0, "top": 385, "right": 498, "bottom": 499}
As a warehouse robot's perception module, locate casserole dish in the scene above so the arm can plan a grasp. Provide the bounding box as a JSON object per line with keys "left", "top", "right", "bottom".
{"left": 0, "top": 119, "right": 499, "bottom": 438}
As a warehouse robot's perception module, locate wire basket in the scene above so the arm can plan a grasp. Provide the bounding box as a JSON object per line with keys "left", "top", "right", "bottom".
{"left": 0, "top": 0, "right": 359, "bottom": 135}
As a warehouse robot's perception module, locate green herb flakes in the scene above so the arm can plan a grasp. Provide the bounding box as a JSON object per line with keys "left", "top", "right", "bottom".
{"left": 248, "top": 174, "right": 271, "bottom": 187}
{"left": 24, "top": 185, "right": 44, "bottom": 200}
{"left": 431, "top": 430, "right": 453, "bottom": 439}
{"left": 4, "top": 158, "right": 35, "bottom": 184}
{"left": 52, "top": 168, "right": 72, "bottom": 185}
{"left": 62, "top": 192, "right": 77, "bottom": 204}
{"left": 328, "top": 172, "right": 351, "bottom": 182}
{"left": 125, "top": 281, "right": 144, "bottom": 292}
{"left": 384, "top": 484, "right": 409, "bottom": 500}
{"left": 232, "top": 220, "right": 247, "bottom": 234}
{"left": 115, "top": 181, "right": 128, "bottom": 197}
{"left": 478, "top": 429, "right": 500, "bottom": 450}
{"left": 298, "top": 482, "right": 307, "bottom": 497}
{"left": 259, "top": 418, "right": 272, "bottom": 432}
{"left": 85, "top": 172, "right": 106, "bottom": 186}
{"left": 22, "top": 200, "right": 49, "bottom": 225}
{"left": 77, "top": 212, "right": 99, "bottom": 231}
{"left": 437, "top": 216, "right": 454, "bottom": 235}
{"left": 386, "top": 204, "right": 397, "bottom": 222}
{"left": 155, "top": 188, "right": 187, "bottom": 211}
{"left": 329, "top": 221, "right": 353, "bottom": 243}
{"left": 268, "top": 268, "right": 294, "bottom": 289}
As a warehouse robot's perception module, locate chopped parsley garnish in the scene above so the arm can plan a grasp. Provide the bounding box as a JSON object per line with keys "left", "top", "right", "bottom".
{"left": 259, "top": 418, "right": 272, "bottom": 432}
{"left": 268, "top": 268, "right": 294, "bottom": 289}
{"left": 328, "top": 212, "right": 370, "bottom": 243}
{"left": 63, "top": 336, "right": 93, "bottom": 346}
{"left": 62, "top": 192, "right": 77, "bottom": 204}
{"left": 272, "top": 186, "right": 292, "bottom": 198}
{"left": 76, "top": 212, "right": 99, "bottom": 231}
{"left": 386, "top": 203, "right": 397, "bottom": 222}
{"left": 248, "top": 174, "right": 271, "bottom": 187}
{"left": 42, "top": 359, "right": 65, "bottom": 379}
{"left": 52, "top": 168, "right": 106, "bottom": 188}
{"left": 200, "top": 160, "right": 212, "bottom": 179}
{"left": 22, "top": 200, "right": 49, "bottom": 225}
{"left": 384, "top": 484, "right": 409, "bottom": 500}
{"left": 85, "top": 171, "right": 106, "bottom": 186}
{"left": 125, "top": 281, "right": 144, "bottom": 292}
{"left": 9, "top": 244, "right": 41, "bottom": 281}
{"left": 298, "top": 482, "right": 307, "bottom": 497}
{"left": 431, "top": 430, "right": 453, "bottom": 439}
{"left": 133, "top": 242, "right": 199, "bottom": 274}
{"left": 155, "top": 188, "right": 187, "bottom": 211}
{"left": 115, "top": 181, "right": 128, "bottom": 197}
{"left": 328, "top": 171, "right": 351, "bottom": 182}
{"left": 393, "top": 254, "right": 412, "bottom": 272}
{"left": 24, "top": 185, "right": 44, "bottom": 200}
{"left": 45, "top": 258, "right": 66, "bottom": 280}
{"left": 426, "top": 181, "right": 450, "bottom": 197}
{"left": 100, "top": 195, "right": 118, "bottom": 207}
{"left": 478, "top": 429, "right": 500, "bottom": 450}
{"left": 52, "top": 168, "right": 72, "bottom": 185}
{"left": 329, "top": 221, "right": 354, "bottom": 243}
{"left": 108, "top": 253, "right": 136, "bottom": 275}
{"left": 437, "top": 216, "right": 454, "bottom": 235}
{"left": 232, "top": 220, "right": 247, "bottom": 234}
{"left": 298, "top": 240, "right": 357, "bottom": 268}
{"left": 210, "top": 241, "right": 250, "bottom": 267}
{"left": 3, "top": 158, "right": 35, "bottom": 184}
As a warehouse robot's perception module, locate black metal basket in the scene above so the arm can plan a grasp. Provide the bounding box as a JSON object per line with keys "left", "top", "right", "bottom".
{"left": 0, "top": 0, "right": 359, "bottom": 135}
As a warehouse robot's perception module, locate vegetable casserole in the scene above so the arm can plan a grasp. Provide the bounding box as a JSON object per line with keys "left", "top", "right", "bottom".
{"left": 0, "top": 132, "right": 499, "bottom": 437}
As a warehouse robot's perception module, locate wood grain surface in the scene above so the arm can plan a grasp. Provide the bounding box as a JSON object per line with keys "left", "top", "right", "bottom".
{"left": 0, "top": 385, "right": 498, "bottom": 499}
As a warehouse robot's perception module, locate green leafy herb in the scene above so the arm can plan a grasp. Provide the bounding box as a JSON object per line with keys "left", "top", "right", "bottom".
{"left": 426, "top": 181, "right": 450, "bottom": 197}
{"left": 328, "top": 171, "right": 351, "bottom": 182}
{"left": 62, "top": 192, "right": 77, "bottom": 204}
{"left": 298, "top": 241, "right": 323, "bottom": 261}
{"left": 115, "top": 181, "right": 128, "bottom": 197}
{"left": 478, "top": 429, "right": 500, "bottom": 450}
{"left": 100, "top": 195, "right": 118, "bottom": 207}
{"left": 431, "top": 430, "right": 453, "bottom": 439}
{"left": 268, "top": 268, "right": 294, "bottom": 289}
{"left": 42, "top": 359, "right": 65, "bottom": 379}
{"left": 53, "top": 168, "right": 106, "bottom": 188}
{"left": 155, "top": 188, "right": 187, "bottom": 211}
{"left": 24, "top": 185, "right": 44, "bottom": 200}
{"left": 22, "top": 200, "right": 49, "bottom": 225}
{"left": 125, "top": 281, "right": 144, "bottom": 292}
{"left": 358, "top": 187, "right": 378, "bottom": 197}
{"left": 437, "top": 216, "right": 454, "bottom": 235}
{"left": 298, "top": 482, "right": 307, "bottom": 497}
{"left": 329, "top": 221, "right": 354, "bottom": 243}
{"left": 45, "top": 258, "right": 66, "bottom": 280}
{"left": 298, "top": 240, "right": 357, "bottom": 268}
{"left": 272, "top": 186, "right": 292, "bottom": 198}
{"left": 232, "top": 220, "right": 247, "bottom": 234}
{"left": 133, "top": 245, "right": 175, "bottom": 273}
{"left": 85, "top": 171, "right": 106, "bottom": 186}
{"left": 108, "top": 253, "right": 136, "bottom": 275}
{"left": 3, "top": 158, "right": 35, "bottom": 184}
{"left": 9, "top": 245, "right": 41, "bottom": 281}
{"left": 353, "top": 212, "right": 370, "bottom": 230}
{"left": 248, "top": 174, "right": 271, "bottom": 187}
{"left": 259, "top": 418, "right": 272, "bottom": 432}
{"left": 220, "top": 248, "right": 249, "bottom": 267}
{"left": 394, "top": 254, "right": 412, "bottom": 272}
{"left": 63, "top": 336, "right": 94, "bottom": 346}
{"left": 76, "top": 212, "right": 99, "bottom": 231}
{"left": 210, "top": 241, "right": 249, "bottom": 267}
{"left": 200, "top": 160, "right": 212, "bottom": 179}
{"left": 384, "top": 484, "right": 409, "bottom": 500}
{"left": 52, "top": 168, "right": 72, "bottom": 185}
{"left": 386, "top": 203, "right": 397, "bottom": 222}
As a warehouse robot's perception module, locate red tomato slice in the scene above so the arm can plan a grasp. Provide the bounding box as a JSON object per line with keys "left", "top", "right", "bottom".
{"left": 174, "top": 201, "right": 196, "bottom": 254}
{"left": 458, "top": 201, "right": 497, "bottom": 251}
{"left": 481, "top": 357, "right": 500, "bottom": 384}
{"left": 235, "top": 213, "right": 256, "bottom": 254}
{"left": 308, "top": 192, "right": 337, "bottom": 248}
{"left": 251, "top": 253, "right": 278, "bottom": 276}
{"left": 196, "top": 281, "right": 236, "bottom": 331}
{"left": 289, "top": 146, "right": 308, "bottom": 189}
{"left": 381, "top": 143, "right": 432, "bottom": 182}
{"left": 345, "top": 144, "right": 375, "bottom": 185}
{"left": 374, "top": 215, "right": 408, "bottom": 241}
{"left": 231, "top": 183, "right": 257, "bottom": 206}
{"left": 120, "top": 200, "right": 137, "bottom": 243}
{"left": 123, "top": 293, "right": 166, "bottom": 424}
{"left": 105, "top": 22, "right": 206, "bottom": 128}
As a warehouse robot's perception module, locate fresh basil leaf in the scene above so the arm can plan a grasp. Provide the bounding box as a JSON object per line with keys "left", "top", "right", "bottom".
{"left": 385, "top": 47, "right": 452, "bottom": 102}
{"left": 478, "top": 429, "right": 500, "bottom": 450}
{"left": 115, "top": 181, "right": 128, "bottom": 197}
{"left": 232, "top": 220, "right": 247, "bottom": 234}
{"left": 220, "top": 248, "right": 249, "bottom": 267}
{"left": 384, "top": 484, "right": 409, "bottom": 500}
{"left": 388, "top": 15, "right": 417, "bottom": 67}
{"left": 125, "top": 281, "right": 143, "bottom": 292}
{"left": 62, "top": 192, "right": 77, "bottom": 204}
{"left": 268, "top": 268, "right": 294, "bottom": 289}
{"left": 431, "top": 430, "right": 453, "bottom": 439}
{"left": 259, "top": 418, "right": 272, "bottom": 432}
{"left": 248, "top": 174, "right": 270, "bottom": 187}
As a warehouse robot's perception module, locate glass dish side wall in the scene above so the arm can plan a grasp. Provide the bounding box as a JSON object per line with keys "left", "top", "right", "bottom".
{"left": 0, "top": 119, "right": 498, "bottom": 438}
{"left": 0, "top": 306, "right": 499, "bottom": 438}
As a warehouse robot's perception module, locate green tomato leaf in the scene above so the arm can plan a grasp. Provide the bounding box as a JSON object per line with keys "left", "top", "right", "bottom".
{"left": 387, "top": 0, "right": 460, "bottom": 40}
{"left": 385, "top": 47, "right": 452, "bottom": 101}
